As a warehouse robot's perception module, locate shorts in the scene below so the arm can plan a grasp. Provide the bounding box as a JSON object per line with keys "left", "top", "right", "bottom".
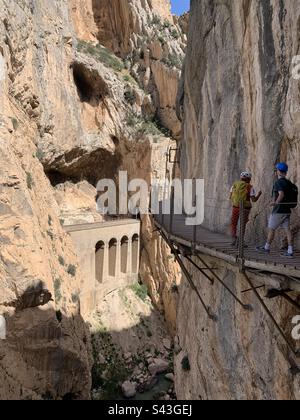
{"left": 268, "top": 213, "right": 291, "bottom": 230}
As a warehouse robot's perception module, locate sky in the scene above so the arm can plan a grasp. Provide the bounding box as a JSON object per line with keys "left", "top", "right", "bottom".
{"left": 171, "top": 0, "right": 190, "bottom": 16}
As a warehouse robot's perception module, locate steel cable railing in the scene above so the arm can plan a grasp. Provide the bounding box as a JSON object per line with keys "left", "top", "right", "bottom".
{"left": 159, "top": 187, "right": 298, "bottom": 261}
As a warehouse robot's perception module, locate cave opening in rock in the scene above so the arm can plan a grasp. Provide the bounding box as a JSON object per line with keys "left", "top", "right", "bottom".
{"left": 45, "top": 170, "right": 80, "bottom": 187}
{"left": 72, "top": 62, "right": 108, "bottom": 105}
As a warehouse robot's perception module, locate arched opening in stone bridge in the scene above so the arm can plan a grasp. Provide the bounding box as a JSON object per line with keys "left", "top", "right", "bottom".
{"left": 121, "top": 236, "right": 129, "bottom": 274}
{"left": 132, "top": 234, "right": 139, "bottom": 274}
{"left": 95, "top": 241, "right": 105, "bottom": 284}
{"left": 109, "top": 238, "right": 117, "bottom": 277}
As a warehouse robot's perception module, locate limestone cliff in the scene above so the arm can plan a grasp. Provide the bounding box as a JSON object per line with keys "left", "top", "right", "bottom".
{"left": 0, "top": 0, "right": 94, "bottom": 400}
{"left": 0, "top": 0, "right": 185, "bottom": 399}
{"left": 68, "top": 0, "right": 186, "bottom": 332}
{"left": 175, "top": 0, "right": 300, "bottom": 400}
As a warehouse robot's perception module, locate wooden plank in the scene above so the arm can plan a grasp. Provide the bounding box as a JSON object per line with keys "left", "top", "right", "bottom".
{"left": 154, "top": 218, "right": 300, "bottom": 279}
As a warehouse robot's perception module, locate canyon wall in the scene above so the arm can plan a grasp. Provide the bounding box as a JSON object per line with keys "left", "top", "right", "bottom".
{"left": 175, "top": 0, "right": 300, "bottom": 400}
{"left": 0, "top": 0, "right": 184, "bottom": 398}
{"left": 0, "top": 0, "right": 92, "bottom": 399}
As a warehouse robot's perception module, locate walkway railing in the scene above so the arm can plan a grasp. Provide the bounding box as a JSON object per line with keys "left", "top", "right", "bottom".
{"left": 152, "top": 191, "right": 300, "bottom": 363}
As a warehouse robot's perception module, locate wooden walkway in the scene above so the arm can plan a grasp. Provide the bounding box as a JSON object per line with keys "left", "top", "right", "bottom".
{"left": 154, "top": 213, "right": 300, "bottom": 284}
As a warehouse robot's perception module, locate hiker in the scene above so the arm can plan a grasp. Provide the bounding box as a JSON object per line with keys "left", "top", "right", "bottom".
{"left": 256, "top": 163, "right": 298, "bottom": 258}
{"left": 230, "top": 171, "right": 262, "bottom": 246}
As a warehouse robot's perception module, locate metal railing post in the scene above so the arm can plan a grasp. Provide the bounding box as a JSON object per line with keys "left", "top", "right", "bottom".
{"left": 169, "top": 185, "right": 174, "bottom": 239}
{"left": 192, "top": 177, "right": 197, "bottom": 251}
{"left": 238, "top": 200, "right": 245, "bottom": 270}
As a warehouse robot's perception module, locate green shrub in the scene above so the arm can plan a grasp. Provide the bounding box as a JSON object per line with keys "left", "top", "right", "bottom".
{"left": 36, "top": 148, "right": 45, "bottom": 161}
{"left": 162, "top": 54, "right": 183, "bottom": 69}
{"left": 26, "top": 172, "right": 34, "bottom": 190}
{"left": 158, "top": 36, "right": 166, "bottom": 44}
{"left": 58, "top": 255, "right": 65, "bottom": 266}
{"left": 126, "top": 113, "right": 169, "bottom": 137}
{"left": 138, "top": 120, "right": 161, "bottom": 136}
{"left": 153, "top": 117, "right": 172, "bottom": 137}
{"left": 67, "top": 264, "right": 77, "bottom": 277}
{"left": 91, "top": 334, "right": 130, "bottom": 400}
{"left": 77, "top": 40, "right": 124, "bottom": 72}
{"left": 71, "top": 293, "right": 79, "bottom": 303}
{"left": 171, "top": 29, "right": 179, "bottom": 39}
{"left": 126, "top": 113, "right": 141, "bottom": 127}
{"left": 54, "top": 278, "right": 62, "bottom": 303}
{"left": 181, "top": 356, "right": 191, "bottom": 371}
{"left": 163, "top": 20, "right": 171, "bottom": 29}
{"left": 124, "top": 89, "right": 136, "bottom": 105}
{"left": 123, "top": 74, "right": 131, "bottom": 83}
{"left": 152, "top": 15, "right": 161, "bottom": 25}
{"left": 130, "top": 282, "right": 148, "bottom": 301}
{"left": 171, "top": 282, "right": 179, "bottom": 293}
{"left": 11, "top": 117, "right": 18, "bottom": 131}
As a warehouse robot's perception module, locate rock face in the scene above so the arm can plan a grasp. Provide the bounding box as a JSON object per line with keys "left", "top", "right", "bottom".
{"left": 148, "top": 358, "right": 169, "bottom": 376}
{"left": 0, "top": 0, "right": 184, "bottom": 399}
{"left": 71, "top": 0, "right": 185, "bottom": 138}
{"left": 175, "top": 0, "right": 300, "bottom": 400}
{"left": 0, "top": 0, "right": 96, "bottom": 399}
{"left": 180, "top": 0, "right": 300, "bottom": 243}
{"left": 69, "top": 0, "right": 185, "bottom": 331}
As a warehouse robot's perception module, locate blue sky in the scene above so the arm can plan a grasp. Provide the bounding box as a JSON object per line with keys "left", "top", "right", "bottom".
{"left": 171, "top": 0, "right": 190, "bottom": 16}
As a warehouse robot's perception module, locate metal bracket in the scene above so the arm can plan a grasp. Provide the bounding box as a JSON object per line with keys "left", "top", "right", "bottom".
{"left": 241, "top": 272, "right": 299, "bottom": 359}
{"left": 168, "top": 147, "right": 179, "bottom": 164}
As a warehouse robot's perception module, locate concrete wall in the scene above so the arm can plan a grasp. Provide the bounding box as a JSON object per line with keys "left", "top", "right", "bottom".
{"left": 65, "top": 219, "right": 140, "bottom": 315}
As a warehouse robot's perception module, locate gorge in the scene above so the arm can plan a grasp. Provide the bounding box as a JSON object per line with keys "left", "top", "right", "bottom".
{"left": 0, "top": 0, "right": 300, "bottom": 401}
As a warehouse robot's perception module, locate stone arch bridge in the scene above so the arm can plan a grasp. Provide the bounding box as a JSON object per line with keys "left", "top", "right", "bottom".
{"left": 65, "top": 219, "right": 140, "bottom": 314}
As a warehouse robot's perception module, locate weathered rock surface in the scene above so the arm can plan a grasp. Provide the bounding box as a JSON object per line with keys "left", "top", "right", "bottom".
{"left": 0, "top": 0, "right": 185, "bottom": 399}
{"left": 71, "top": 0, "right": 185, "bottom": 138}
{"left": 175, "top": 0, "right": 300, "bottom": 400}
{"left": 148, "top": 358, "right": 169, "bottom": 375}
{"left": 121, "top": 380, "right": 137, "bottom": 398}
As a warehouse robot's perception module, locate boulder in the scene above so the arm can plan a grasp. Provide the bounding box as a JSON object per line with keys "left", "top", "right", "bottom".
{"left": 148, "top": 358, "right": 169, "bottom": 375}
{"left": 163, "top": 338, "right": 172, "bottom": 350}
{"left": 121, "top": 381, "right": 137, "bottom": 399}
{"left": 165, "top": 373, "right": 174, "bottom": 382}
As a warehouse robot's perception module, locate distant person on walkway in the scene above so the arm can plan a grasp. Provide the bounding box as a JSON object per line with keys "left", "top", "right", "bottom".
{"left": 256, "top": 163, "right": 298, "bottom": 259}
{"left": 230, "top": 171, "right": 262, "bottom": 246}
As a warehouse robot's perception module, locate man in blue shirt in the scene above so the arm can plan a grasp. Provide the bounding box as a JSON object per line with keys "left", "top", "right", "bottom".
{"left": 256, "top": 163, "right": 294, "bottom": 258}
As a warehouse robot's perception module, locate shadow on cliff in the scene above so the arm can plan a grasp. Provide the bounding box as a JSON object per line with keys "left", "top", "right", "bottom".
{"left": 0, "top": 282, "right": 175, "bottom": 401}
{"left": 90, "top": 305, "right": 175, "bottom": 401}
{"left": 0, "top": 282, "right": 91, "bottom": 400}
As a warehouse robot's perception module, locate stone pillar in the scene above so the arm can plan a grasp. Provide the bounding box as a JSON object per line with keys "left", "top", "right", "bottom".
{"left": 136, "top": 236, "right": 140, "bottom": 275}
{"left": 103, "top": 241, "right": 109, "bottom": 282}
{"left": 127, "top": 236, "right": 132, "bottom": 275}
{"left": 116, "top": 239, "right": 121, "bottom": 278}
